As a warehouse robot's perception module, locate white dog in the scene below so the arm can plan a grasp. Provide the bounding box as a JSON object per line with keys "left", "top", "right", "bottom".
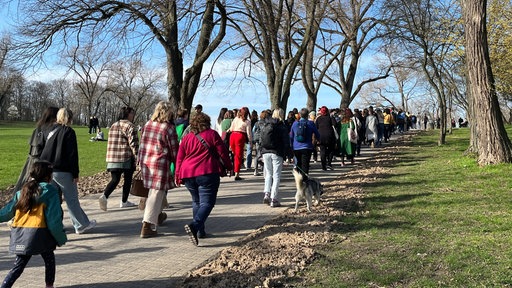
{"left": 292, "top": 168, "right": 323, "bottom": 212}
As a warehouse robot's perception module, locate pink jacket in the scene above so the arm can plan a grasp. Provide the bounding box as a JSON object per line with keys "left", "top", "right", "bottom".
{"left": 175, "top": 129, "right": 233, "bottom": 184}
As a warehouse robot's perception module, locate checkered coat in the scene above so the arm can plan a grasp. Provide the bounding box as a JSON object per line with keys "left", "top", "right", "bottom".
{"left": 138, "top": 120, "right": 178, "bottom": 191}
{"left": 106, "top": 120, "right": 139, "bottom": 163}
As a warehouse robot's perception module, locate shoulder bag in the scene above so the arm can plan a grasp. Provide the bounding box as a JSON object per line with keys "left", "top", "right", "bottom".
{"left": 195, "top": 133, "right": 230, "bottom": 177}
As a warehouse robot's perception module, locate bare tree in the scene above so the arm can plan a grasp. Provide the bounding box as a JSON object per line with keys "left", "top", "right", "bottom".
{"left": 0, "top": 35, "right": 14, "bottom": 120}
{"left": 50, "top": 79, "right": 72, "bottom": 108}
{"left": 6, "top": 0, "right": 227, "bottom": 112}
{"left": 461, "top": 0, "right": 512, "bottom": 165}
{"left": 385, "top": 0, "right": 459, "bottom": 145}
{"left": 106, "top": 56, "right": 164, "bottom": 124}
{"left": 320, "top": 0, "right": 390, "bottom": 109}
{"left": 64, "top": 45, "right": 113, "bottom": 124}
{"left": 227, "top": 0, "right": 318, "bottom": 110}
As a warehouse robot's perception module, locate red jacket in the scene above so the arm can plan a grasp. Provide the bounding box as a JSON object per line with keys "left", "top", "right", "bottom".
{"left": 175, "top": 129, "right": 233, "bottom": 184}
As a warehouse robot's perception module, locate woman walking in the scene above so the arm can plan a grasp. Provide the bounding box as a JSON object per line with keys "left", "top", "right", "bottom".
{"left": 14, "top": 107, "right": 59, "bottom": 192}
{"left": 98, "top": 106, "right": 139, "bottom": 211}
{"left": 260, "top": 108, "right": 290, "bottom": 207}
{"left": 315, "top": 106, "right": 337, "bottom": 170}
{"left": 40, "top": 108, "right": 96, "bottom": 234}
{"left": 138, "top": 101, "right": 179, "bottom": 238}
{"left": 338, "top": 108, "right": 357, "bottom": 166}
{"left": 175, "top": 112, "right": 233, "bottom": 246}
{"left": 228, "top": 107, "right": 252, "bottom": 180}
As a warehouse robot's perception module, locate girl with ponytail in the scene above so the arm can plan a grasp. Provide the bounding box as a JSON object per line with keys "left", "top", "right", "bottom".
{"left": 0, "top": 161, "right": 67, "bottom": 288}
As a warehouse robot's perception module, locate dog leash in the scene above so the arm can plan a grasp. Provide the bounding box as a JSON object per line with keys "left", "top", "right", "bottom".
{"left": 293, "top": 165, "right": 311, "bottom": 178}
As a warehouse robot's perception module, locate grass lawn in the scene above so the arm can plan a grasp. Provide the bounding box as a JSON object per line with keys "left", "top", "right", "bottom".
{"left": 294, "top": 128, "right": 512, "bottom": 287}
{"left": 0, "top": 122, "right": 108, "bottom": 190}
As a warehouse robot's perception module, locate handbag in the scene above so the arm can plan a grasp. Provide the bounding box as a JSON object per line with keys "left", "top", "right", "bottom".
{"left": 195, "top": 133, "right": 230, "bottom": 177}
{"left": 347, "top": 121, "right": 358, "bottom": 144}
{"left": 130, "top": 170, "right": 149, "bottom": 197}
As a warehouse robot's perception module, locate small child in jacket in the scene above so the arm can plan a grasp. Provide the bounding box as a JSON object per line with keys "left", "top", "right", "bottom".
{"left": 0, "top": 161, "right": 67, "bottom": 288}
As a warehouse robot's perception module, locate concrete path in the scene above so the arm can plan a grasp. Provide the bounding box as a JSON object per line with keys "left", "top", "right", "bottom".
{"left": 0, "top": 147, "right": 377, "bottom": 287}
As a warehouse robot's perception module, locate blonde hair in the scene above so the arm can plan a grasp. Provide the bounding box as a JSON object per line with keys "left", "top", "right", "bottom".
{"left": 56, "top": 108, "right": 73, "bottom": 125}
{"left": 272, "top": 108, "right": 284, "bottom": 121}
{"left": 151, "top": 101, "right": 174, "bottom": 123}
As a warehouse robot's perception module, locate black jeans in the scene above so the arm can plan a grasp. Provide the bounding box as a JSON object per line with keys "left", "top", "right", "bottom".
{"left": 293, "top": 149, "right": 312, "bottom": 181}
{"left": 104, "top": 168, "right": 135, "bottom": 203}
{"left": 2, "top": 251, "right": 55, "bottom": 288}
{"left": 319, "top": 143, "right": 335, "bottom": 169}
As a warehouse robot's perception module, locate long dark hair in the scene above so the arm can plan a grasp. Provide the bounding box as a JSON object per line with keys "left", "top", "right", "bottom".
{"left": 16, "top": 161, "right": 53, "bottom": 213}
{"left": 36, "top": 107, "right": 59, "bottom": 128}
{"left": 217, "top": 108, "right": 228, "bottom": 124}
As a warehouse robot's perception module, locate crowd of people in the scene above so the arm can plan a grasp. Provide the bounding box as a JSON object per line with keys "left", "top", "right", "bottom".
{"left": 1, "top": 102, "right": 422, "bottom": 287}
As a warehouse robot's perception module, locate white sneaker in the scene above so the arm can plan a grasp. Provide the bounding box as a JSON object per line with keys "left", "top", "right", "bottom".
{"left": 99, "top": 195, "right": 107, "bottom": 211}
{"left": 76, "top": 219, "right": 97, "bottom": 234}
{"left": 120, "top": 201, "right": 136, "bottom": 208}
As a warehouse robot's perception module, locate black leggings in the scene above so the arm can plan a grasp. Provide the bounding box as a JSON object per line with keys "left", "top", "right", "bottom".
{"left": 104, "top": 169, "right": 135, "bottom": 203}
{"left": 1, "top": 251, "right": 55, "bottom": 288}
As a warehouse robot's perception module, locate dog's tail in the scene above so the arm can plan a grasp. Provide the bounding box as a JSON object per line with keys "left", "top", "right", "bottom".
{"left": 292, "top": 167, "right": 304, "bottom": 190}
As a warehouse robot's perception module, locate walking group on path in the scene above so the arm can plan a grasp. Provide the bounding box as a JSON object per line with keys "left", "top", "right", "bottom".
{"left": 0, "top": 102, "right": 414, "bottom": 287}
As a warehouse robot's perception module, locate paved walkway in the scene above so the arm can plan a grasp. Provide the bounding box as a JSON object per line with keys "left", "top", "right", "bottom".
{"left": 0, "top": 147, "right": 377, "bottom": 287}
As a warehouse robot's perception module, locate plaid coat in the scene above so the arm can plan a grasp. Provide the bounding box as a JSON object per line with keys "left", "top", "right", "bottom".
{"left": 106, "top": 120, "right": 139, "bottom": 163}
{"left": 138, "top": 120, "right": 178, "bottom": 190}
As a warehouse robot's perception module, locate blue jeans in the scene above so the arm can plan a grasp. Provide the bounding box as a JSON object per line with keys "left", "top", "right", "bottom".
{"left": 262, "top": 153, "right": 283, "bottom": 200}
{"left": 52, "top": 172, "right": 91, "bottom": 231}
{"left": 246, "top": 144, "right": 253, "bottom": 169}
{"left": 184, "top": 174, "right": 220, "bottom": 235}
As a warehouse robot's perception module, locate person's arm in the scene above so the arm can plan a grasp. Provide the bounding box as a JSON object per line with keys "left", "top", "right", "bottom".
{"left": 126, "top": 123, "right": 139, "bottom": 158}
{"left": 245, "top": 120, "right": 253, "bottom": 144}
{"left": 43, "top": 184, "right": 67, "bottom": 246}
{"left": 0, "top": 192, "right": 18, "bottom": 223}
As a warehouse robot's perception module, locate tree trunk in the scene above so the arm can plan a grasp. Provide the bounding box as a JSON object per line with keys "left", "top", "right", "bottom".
{"left": 462, "top": 0, "right": 512, "bottom": 165}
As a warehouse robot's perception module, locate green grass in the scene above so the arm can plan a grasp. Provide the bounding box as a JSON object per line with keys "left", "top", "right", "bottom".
{"left": 0, "top": 124, "right": 108, "bottom": 190}
{"left": 294, "top": 128, "right": 512, "bottom": 287}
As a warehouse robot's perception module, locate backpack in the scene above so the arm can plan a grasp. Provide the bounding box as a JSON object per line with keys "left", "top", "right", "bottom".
{"left": 252, "top": 121, "right": 262, "bottom": 144}
{"left": 295, "top": 119, "right": 307, "bottom": 142}
{"left": 260, "top": 121, "right": 278, "bottom": 149}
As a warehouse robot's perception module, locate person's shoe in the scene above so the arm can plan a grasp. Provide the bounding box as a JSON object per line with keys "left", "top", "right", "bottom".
{"left": 263, "top": 193, "right": 270, "bottom": 205}
{"left": 234, "top": 176, "right": 243, "bottom": 181}
{"left": 184, "top": 224, "right": 198, "bottom": 246}
{"left": 138, "top": 198, "right": 146, "bottom": 210}
{"left": 75, "top": 219, "right": 97, "bottom": 234}
{"left": 157, "top": 212, "right": 167, "bottom": 225}
{"left": 253, "top": 170, "right": 261, "bottom": 176}
{"left": 140, "top": 222, "right": 157, "bottom": 238}
{"left": 326, "top": 165, "right": 334, "bottom": 171}
{"left": 270, "top": 199, "right": 281, "bottom": 208}
{"left": 120, "top": 200, "right": 136, "bottom": 208}
{"left": 99, "top": 195, "right": 108, "bottom": 211}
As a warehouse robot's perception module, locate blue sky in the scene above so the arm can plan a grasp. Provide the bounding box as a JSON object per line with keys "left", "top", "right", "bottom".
{"left": 0, "top": 3, "right": 355, "bottom": 118}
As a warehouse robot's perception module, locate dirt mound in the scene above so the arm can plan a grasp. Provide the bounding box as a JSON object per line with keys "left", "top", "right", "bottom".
{"left": 177, "top": 136, "right": 411, "bottom": 288}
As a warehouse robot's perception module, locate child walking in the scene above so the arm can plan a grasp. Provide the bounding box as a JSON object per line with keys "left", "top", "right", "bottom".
{"left": 0, "top": 161, "right": 67, "bottom": 288}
